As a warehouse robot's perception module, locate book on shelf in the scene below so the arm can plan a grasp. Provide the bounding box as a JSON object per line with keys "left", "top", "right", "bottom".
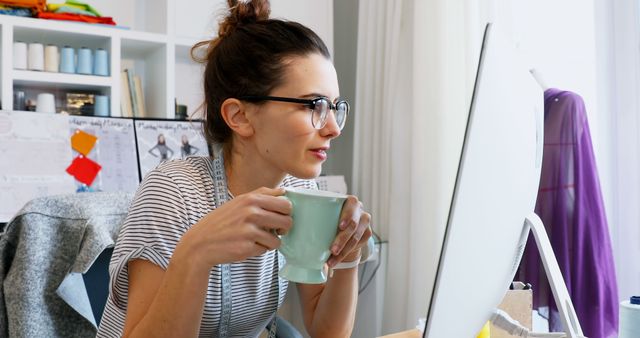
{"left": 133, "top": 75, "right": 146, "bottom": 117}
{"left": 120, "top": 69, "right": 147, "bottom": 118}
{"left": 120, "top": 70, "right": 133, "bottom": 117}
{"left": 126, "top": 69, "right": 139, "bottom": 117}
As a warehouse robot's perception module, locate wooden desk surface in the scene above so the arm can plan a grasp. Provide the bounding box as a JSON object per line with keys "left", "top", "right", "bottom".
{"left": 378, "top": 329, "right": 422, "bottom": 338}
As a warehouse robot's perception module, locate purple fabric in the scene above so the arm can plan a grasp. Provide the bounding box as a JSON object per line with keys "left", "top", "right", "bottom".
{"left": 518, "top": 88, "right": 618, "bottom": 338}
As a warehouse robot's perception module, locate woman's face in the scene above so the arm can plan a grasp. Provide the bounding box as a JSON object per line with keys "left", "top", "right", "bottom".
{"left": 247, "top": 53, "right": 342, "bottom": 179}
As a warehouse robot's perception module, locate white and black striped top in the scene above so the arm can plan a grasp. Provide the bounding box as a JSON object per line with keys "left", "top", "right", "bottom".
{"left": 96, "top": 156, "right": 317, "bottom": 338}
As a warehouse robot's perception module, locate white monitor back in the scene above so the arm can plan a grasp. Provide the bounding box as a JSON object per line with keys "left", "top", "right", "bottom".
{"left": 423, "top": 23, "right": 544, "bottom": 337}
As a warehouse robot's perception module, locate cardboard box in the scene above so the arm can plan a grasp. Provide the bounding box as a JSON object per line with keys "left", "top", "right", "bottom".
{"left": 490, "top": 285, "right": 533, "bottom": 338}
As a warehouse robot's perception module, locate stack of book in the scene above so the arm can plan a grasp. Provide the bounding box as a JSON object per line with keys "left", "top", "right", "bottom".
{"left": 120, "top": 69, "right": 146, "bottom": 117}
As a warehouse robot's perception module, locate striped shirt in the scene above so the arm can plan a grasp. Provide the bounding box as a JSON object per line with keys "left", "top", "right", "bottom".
{"left": 96, "top": 156, "right": 317, "bottom": 338}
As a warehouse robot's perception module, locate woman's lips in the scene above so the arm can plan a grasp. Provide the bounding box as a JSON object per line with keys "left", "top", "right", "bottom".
{"left": 310, "top": 148, "right": 328, "bottom": 160}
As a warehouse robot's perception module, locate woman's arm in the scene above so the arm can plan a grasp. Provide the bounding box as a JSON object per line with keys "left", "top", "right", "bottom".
{"left": 296, "top": 195, "right": 372, "bottom": 338}
{"left": 121, "top": 187, "right": 293, "bottom": 338}
{"left": 296, "top": 249, "right": 361, "bottom": 338}
{"left": 148, "top": 145, "right": 158, "bottom": 157}
{"left": 123, "top": 247, "right": 210, "bottom": 338}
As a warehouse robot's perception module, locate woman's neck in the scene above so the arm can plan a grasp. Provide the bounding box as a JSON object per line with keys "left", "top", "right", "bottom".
{"left": 223, "top": 143, "right": 286, "bottom": 196}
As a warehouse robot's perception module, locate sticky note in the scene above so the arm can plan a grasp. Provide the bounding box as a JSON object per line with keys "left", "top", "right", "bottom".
{"left": 71, "top": 129, "right": 98, "bottom": 156}
{"left": 66, "top": 155, "right": 102, "bottom": 186}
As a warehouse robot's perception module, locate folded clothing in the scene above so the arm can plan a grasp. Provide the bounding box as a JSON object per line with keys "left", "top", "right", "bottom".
{"left": 0, "top": 0, "right": 45, "bottom": 12}
{"left": 0, "top": 7, "right": 33, "bottom": 16}
{"left": 47, "top": 0, "right": 101, "bottom": 17}
{"left": 37, "top": 11, "right": 115, "bottom": 25}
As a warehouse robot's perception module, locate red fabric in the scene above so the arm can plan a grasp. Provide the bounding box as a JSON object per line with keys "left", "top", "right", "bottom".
{"left": 37, "top": 11, "right": 116, "bottom": 25}
{"left": 66, "top": 155, "right": 102, "bottom": 186}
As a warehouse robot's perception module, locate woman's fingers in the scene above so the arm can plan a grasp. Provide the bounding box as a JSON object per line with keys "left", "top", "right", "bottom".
{"left": 246, "top": 188, "right": 292, "bottom": 215}
{"left": 328, "top": 215, "right": 372, "bottom": 267}
{"left": 338, "top": 196, "right": 362, "bottom": 230}
{"left": 252, "top": 226, "right": 282, "bottom": 251}
{"left": 330, "top": 196, "right": 363, "bottom": 255}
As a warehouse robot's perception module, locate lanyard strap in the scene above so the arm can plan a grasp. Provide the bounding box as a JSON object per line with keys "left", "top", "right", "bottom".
{"left": 211, "top": 153, "right": 280, "bottom": 338}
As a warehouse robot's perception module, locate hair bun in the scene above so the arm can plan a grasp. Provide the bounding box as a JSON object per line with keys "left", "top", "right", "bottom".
{"left": 219, "top": 0, "right": 271, "bottom": 37}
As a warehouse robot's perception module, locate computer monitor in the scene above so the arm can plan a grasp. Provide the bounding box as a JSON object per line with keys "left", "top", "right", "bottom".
{"left": 423, "top": 23, "right": 544, "bottom": 337}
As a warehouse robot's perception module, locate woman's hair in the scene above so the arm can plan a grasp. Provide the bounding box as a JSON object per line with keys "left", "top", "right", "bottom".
{"left": 191, "top": 0, "right": 330, "bottom": 148}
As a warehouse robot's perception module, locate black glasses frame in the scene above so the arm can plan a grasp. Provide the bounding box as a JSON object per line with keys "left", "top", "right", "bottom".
{"left": 238, "top": 95, "right": 349, "bottom": 130}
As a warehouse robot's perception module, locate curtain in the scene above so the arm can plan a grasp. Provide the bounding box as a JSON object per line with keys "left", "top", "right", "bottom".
{"left": 353, "top": 0, "right": 517, "bottom": 334}
{"left": 352, "top": 0, "right": 489, "bottom": 333}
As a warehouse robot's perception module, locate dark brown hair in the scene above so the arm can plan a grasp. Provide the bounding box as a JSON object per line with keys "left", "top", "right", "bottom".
{"left": 192, "top": 0, "right": 331, "bottom": 148}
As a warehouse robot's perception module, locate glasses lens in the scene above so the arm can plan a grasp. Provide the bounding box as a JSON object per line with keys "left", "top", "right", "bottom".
{"left": 312, "top": 98, "right": 329, "bottom": 129}
{"left": 335, "top": 101, "right": 349, "bottom": 129}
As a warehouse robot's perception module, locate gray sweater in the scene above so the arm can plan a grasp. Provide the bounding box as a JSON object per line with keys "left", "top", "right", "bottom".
{"left": 0, "top": 192, "right": 133, "bottom": 338}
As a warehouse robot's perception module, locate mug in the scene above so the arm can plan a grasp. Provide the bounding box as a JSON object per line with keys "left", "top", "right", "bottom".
{"left": 60, "top": 46, "right": 75, "bottom": 73}
{"left": 28, "top": 42, "right": 44, "bottom": 71}
{"left": 94, "top": 95, "right": 109, "bottom": 116}
{"left": 44, "top": 44, "right": 59, "bottom": 72}
{"left": 77, "top": 47, "right": 92, "bottom": 75}
{"left": 278, "top": 187, "right": 347, "bottom": 284}
{"left": 36, "top": 93, "right": 56, "bottom": 113}
{"left": 13, "top": 41, "right": 27, "bottom": 69}
{"left": 93, "top": 48, "right": 109, "bottom": 76}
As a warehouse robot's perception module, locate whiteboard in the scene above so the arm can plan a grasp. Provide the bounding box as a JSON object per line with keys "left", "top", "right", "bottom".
{"left": 0, "top": 111, "right": 75, "bottom": 222}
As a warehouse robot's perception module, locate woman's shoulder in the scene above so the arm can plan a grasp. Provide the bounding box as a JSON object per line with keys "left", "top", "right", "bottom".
{"left": 144, "top": 156, "right": 215, "bottom": 195}
{"left": 281, "top": 175, "right": 318, "bottom": 190}
{"left": 152, "top": 156, "right": 212, "bottom": 179}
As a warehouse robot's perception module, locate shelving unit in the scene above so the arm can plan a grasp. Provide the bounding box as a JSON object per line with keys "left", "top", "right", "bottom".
{"left": 0, "top": 0, "right": 334, "bottom": 120}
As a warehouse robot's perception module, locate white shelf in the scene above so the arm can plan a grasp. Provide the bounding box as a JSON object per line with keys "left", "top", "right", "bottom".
{"left": 13, "top": 70, "right": 112, "bottom": 91}
{"left": 0, "top": 0, "right": 334, "bottom": 119}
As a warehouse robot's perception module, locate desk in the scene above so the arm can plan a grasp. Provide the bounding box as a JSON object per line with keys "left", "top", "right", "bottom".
{"left": 378, "top": 329, "right": 421, "bottom": 338}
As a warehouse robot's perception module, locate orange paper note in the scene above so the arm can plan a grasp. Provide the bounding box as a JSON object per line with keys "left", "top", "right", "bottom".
{"left": 71, "top": 129, "right": 98, "bottom": 156}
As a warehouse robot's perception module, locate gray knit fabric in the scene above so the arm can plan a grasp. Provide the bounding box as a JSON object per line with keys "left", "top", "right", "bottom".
{"left": 0, "top": 192, "right": 134, "bottom": 338}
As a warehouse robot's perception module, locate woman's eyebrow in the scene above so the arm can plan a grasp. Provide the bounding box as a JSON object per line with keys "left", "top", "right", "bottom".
{"left": 300, "top": 93, "right": 341, "bottom": 101}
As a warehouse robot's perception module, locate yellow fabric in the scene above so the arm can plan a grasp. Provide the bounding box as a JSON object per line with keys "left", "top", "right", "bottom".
{"left": 476, "top": 321, "right": 491, "bottom": 338}
{"left": 47, "top": 3, "right": 85, "bottom": 12}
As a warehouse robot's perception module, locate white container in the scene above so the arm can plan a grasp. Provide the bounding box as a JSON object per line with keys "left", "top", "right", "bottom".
{"left": 28, "top": 42, "right": 45, "bottom": 71}
{"left": 44, "top": 44, "right": 59, "bottom": 72}
{"left": 13, "top": 41, "right": 27, "bottom": 69}
{"left": 36, "top": 93, "right": 56, "bottom": 113}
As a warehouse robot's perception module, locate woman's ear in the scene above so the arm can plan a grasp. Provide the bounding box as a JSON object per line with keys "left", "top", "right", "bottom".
{"left": 220, "top": 98, "right": 255, "bottom": 137}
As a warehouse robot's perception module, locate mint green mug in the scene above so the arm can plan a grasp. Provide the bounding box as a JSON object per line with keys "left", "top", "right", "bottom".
{"left": 278, "top": 187, "right": 347, "bottom": 284}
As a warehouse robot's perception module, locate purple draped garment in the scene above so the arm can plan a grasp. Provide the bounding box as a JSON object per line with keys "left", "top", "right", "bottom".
{"left": 518, "top": 88, "right": 618, "bottom": 338}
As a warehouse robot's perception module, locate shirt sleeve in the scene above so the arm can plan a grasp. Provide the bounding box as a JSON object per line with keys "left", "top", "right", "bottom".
{"left": 108, "top": 168, "right": 190, "bottom": 311}
{"left": 281, "top": 175, "right": 318, "bottom": 190}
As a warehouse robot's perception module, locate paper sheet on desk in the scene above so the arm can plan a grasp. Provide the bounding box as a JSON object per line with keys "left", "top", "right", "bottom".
{"left": 0, "top": 111, "right": 75, "bottom": 222}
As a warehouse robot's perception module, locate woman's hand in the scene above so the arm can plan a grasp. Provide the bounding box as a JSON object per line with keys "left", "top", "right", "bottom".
{"left": 175, "top": 187, "right": 292, "bottom": 271}
{"left": 327, "top": 195, "right": 372, "bottom": 267}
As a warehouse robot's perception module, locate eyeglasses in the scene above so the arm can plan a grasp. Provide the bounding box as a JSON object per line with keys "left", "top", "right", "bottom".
{"left": 238, "top": 95, "right": 350, "bottom": 130}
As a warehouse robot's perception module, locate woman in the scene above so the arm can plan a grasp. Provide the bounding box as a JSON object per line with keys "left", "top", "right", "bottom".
{"left": 181, "top": 134, "right": 200, "bottom": 158}
{"left": 97, "top": 1, "right": 372, "bottom": 337}
{"left": 148, "top": 133, "right": 174, "bottom": 163}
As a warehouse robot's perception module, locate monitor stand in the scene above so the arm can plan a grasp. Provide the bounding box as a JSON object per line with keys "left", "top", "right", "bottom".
{"left": 523, "top": 212, "right": 585, "bottom": 338}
